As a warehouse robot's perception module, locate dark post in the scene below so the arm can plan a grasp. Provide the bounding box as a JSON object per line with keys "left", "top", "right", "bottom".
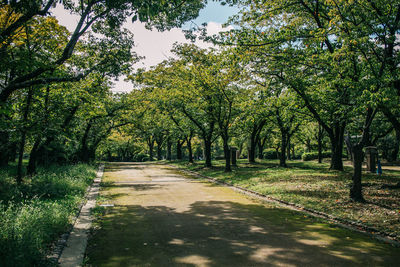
{"left": 231, "top": 147, "right": 237, "bottom": 166}
{"left": 365, "top": 146, "right": 377, "bottom": 173}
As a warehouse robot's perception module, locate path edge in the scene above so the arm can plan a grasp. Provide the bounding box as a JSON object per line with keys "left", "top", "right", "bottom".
{"left": 167, "top": 164, "right": 400, "bottom": 248}
{"left": 47, "top": 163, "right": 104, "bottom": 266}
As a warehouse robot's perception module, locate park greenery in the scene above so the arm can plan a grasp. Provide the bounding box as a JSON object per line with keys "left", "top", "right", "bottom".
{"left": 0, "top": 163, "right": 96, "bottom": 266}
{"left": 1, "top": 0, "right": 400, "bottom": 264}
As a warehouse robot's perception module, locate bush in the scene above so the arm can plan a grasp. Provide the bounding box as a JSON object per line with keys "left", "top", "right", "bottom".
{"left": 263, "top": 149, "right": 278, "bottom": 159}
{"left": 302, "top": 151, "right": 331, "bottom": 161}
{"left": 0, "top": 164, "right": 95, "bottom": 266}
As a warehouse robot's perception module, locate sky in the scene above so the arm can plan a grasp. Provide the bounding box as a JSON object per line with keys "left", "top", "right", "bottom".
{"left": 52, "top": 1, "right": 239, "bottom": 92}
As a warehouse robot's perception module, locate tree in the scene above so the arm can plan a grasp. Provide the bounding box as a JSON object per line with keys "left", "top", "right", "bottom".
{"left": 0, "top": 0, "right": 207, "bottom": 102}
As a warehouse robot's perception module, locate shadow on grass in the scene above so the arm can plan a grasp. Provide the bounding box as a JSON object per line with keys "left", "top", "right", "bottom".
{"left": 86, "top": 200, "right": 398, "bottom": 267}
{"left": 282, "top": 189, "right": 343, "bottom": 200}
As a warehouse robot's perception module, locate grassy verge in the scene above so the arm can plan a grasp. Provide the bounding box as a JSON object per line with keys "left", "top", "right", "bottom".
{"left": 171, "top": 159, "right": 400, "bottom": 241}
{"left": 0, "top": 163, "right": 96, "bottom": 266}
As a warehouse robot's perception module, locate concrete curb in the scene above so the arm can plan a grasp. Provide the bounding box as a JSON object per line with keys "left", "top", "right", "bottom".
{"left": 167, "top": 164, "right": 400, "bottom": 247}
{"left": 56, "top": 164, "right": 104, "bottom": 267}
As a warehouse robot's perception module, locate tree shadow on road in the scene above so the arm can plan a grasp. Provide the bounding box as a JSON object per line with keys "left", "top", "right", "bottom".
{"left": 86, "top": 200, "right": 398, "bottom": 266}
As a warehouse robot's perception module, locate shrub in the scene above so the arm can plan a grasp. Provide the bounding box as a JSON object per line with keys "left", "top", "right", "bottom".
{"left": 302, "top": 151, "right": 331, "bottom": 161}
{"left": 263, "top": 149, "right": 278, "bottom": 159}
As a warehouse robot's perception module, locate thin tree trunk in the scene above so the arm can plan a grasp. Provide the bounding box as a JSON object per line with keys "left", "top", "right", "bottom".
{"left": 17, "top": 133, "right": 27, "bottom": 183}
{"left": 222, "top": 132, "right": 231, "bottom": 172}
{"left": 204, "top": 138, "right": 212, "bottom": 167}
{"left": 166, "top": 139, "right": 172, "bottom": 161}
{"left": 176, "top": 140, "right": 183, "bottom": 160}
{"left": 186, "top": 136, "right": 193, "bottom": 163}
{"left": 0, "top": 130, "right": 10, "bottom": 167}
{"left": 155, "top": 134, "right": 164, "bottom": 161}
{"left": 318, "top": 124, "right": 323, "bottom": 163}
{"left": 390, "top": 129, "right": 400, "bottom": 162}
{"left": 17, "top": 87, "right": 33, "bottom": 183}
{"left": 79, "top": 121, "right": 92, "bottom": 162}
{"left": 350, "top": 145, "right": 365, "bottom": 202}
{"left": 148, "top": 138, "right": 154, "bottom": 161}
{"left": 279, "top": 131, "right": 287, "bottom": 167}
{"left": 248, "top": 127, "right": 257, "bottom": 163}
{"left": 9, "top": 142, "right": 17, "bottom": 162}
{"left": 27, "top": 138, "right": 40, "bottom": 175}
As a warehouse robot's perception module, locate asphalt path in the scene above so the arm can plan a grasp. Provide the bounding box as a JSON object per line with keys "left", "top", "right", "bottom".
{"left": 86, "top": 162, "right": 399, "bottom": 266}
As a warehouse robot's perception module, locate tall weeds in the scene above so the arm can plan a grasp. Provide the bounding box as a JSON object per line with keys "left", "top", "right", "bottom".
{"left": 0, "top": 164, "right": 95, "bottom": 266}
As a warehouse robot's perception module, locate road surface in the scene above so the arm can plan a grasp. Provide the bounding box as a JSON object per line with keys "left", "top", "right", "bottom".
{"left": 85, "top": 162, "right": 398, "bottom": 266}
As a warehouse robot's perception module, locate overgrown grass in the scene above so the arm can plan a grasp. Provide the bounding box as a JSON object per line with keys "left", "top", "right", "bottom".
{"left": 171, "top": 159, "right": 400, "bottom": 240}
{"left": 0, "top": 163, "right": 96, "bottom": 266}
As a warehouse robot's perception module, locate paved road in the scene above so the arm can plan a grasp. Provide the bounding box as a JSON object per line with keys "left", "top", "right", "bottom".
{"left": 86, "top": 162, "right": 399, "bottom": 266}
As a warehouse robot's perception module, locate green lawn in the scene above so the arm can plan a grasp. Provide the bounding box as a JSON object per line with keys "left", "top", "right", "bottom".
{"left": 171, "top": 159, "right": 400, "bottom": 241}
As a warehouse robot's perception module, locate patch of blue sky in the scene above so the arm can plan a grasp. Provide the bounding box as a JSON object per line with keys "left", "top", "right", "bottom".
{"left": 183, "top": 1, "right": 240, "bottom": 29}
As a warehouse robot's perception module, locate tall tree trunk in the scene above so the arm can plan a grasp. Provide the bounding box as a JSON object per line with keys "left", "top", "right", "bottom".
{"left": 27, "top": 138, "right": 41, "bottom": 175}
{"left": 0, "top": 131, "right": 10, "bottom": 167}
{"left": 204, "top": 138, "right": 212, "bottom": 167}
{"left": 317, "top": 124, "right": 323, "bottom": 163}
{"left": 287, "top": 138, "right": 291, "bottom": 160}
{"left": 147, "top": 137, "right": 154, "bottom": 161}
{"left": 17, "top": 87, "right": 33, "bottom": 183}
{"left": 381, "top": 107, "right": 400, "bottom": 161}
{"left": 279, "top": 131, "right": 287, "bottom": 167}
{"left": 350, "top": 145, "right": 365, "bottom": 202}
{"left": 8, "top": 142, "right": 17, "bottom": 162}
{"left": 17, "top": 134, "right": 26, "bottom": 183}
{"left": 176, "top": 140, "right": 183, "bottom": 160}
{"left": 186, "top": 136, "right": 193, "bottom": 163}
{"left": 349, "top": 108, "right": 375, "bottom": 202}
{"left": 79, "top": 122, "right": 92, "bottom": 162}
{"left": 155, "top": 134, "right": 164, "bottom": 161}
{"left": 248, "top": 126, "right": 257, "bottom": 163}
{"left": 329, "top": 123, "right": 345, "bottom": 171}
{"left": 222, "top": 132, "right": 231, "bottom": 172}
{"left": 157, "top": 145, "right": 162, "bottom": 160}
{"left": 166, "top": 139, "right": 172, "bottom": 160}
{"left": 390, "top": 129, "right": 400, "bottom": 162}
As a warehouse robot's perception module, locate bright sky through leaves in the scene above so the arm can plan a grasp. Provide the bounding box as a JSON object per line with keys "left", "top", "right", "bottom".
{"left": 52, "top": 1, "right": 239, "bottom": 92}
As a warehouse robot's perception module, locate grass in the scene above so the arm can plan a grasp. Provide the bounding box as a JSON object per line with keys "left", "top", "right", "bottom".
{"left": 0, "top": 163, "right": 96, "bottom": 267}
{"left": 171, "top": 159, "right": 400, "bottom": 241}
